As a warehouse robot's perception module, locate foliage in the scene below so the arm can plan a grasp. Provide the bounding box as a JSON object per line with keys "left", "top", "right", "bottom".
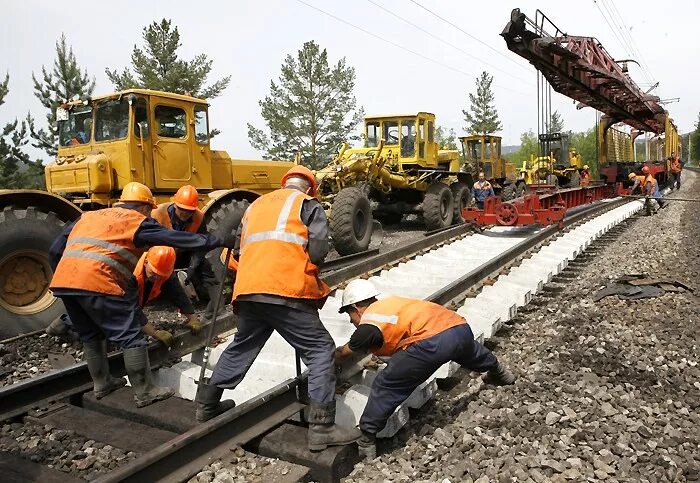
{"left": 1, "top": 75, "right": 45, "bottom": 189}
{"left": 570, "top": 127, "right": 598, "bottom": 176}
{"left": 548, "top": 110, "right": 564, "bottom": 133}
{"left": 463, "top": 71, "right": 502, "bottom": 135}
{"left": 247, "top": 41, "right": 364, "bottom": 169}
{"left": 435, "top": 125, "right": 458, "bottom": 151}
{"left": 505, "top": 130, "right": 538, "bottom": 166}
{"left": 31, "top": 34, "right": 95, "bottom": 157}
{"left": 691, "top": 112, "right": 700, "bottom": 163}
{"left": 106, "top": 19, "right": 230, "bottom": 100}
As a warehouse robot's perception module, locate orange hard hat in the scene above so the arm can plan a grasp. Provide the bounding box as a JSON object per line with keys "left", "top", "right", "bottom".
{"left": 173, "top": 185, "right": 199, "bottom": 211}
{"left": 145, "top": 246, "right": 176, "bottom": 277}
{"left": 281, "top": 165, "right": 318, "bottom": 196}
{"left": 641, "top": 165, "right": 650, "bottom": 174}
{"left": 119, "top": 182, "right": 157, "bottom": 208}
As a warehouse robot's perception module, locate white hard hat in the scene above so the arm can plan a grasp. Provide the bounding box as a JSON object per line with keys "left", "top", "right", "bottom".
{"left": 339, "top": 279, "right": 380, "bottom": 313}
{"left": 583, "top": 165, "right": 589, "bottom": 170}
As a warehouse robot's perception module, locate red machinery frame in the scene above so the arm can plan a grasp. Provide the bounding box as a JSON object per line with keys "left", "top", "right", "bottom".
{"left": 463, "top": 184, "right": 625, "bottom": 227}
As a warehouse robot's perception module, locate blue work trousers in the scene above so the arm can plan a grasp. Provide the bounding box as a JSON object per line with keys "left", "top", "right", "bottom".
{"left": 209, "top": 301, "right": 336, "bottom": 404}
{"left": 360, "top": 323, "right": 498, "bottom": 434}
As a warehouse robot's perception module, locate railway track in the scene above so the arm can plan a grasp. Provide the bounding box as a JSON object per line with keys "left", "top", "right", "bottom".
{"left": 0, "top": 195, "right": 645, "bottom": 482}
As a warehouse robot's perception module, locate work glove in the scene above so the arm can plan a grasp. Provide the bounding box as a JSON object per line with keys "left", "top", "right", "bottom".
{"left": 154, "top": 329, "right": 174, "bottom": 348}
{"left": 221, "top": 233, "right": 237, "bottom": 249}
{"left": 185, "top": 315, "right": 203, "bottom": 335}
{"left": 183, "top": 266, "right": 196, "bottom": 286}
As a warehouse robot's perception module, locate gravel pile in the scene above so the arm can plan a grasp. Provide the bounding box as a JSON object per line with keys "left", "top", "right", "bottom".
{"left": 0, "top": 335, "right": 82, "bottom": 387}
{"left": 0, "top": 422, "right": 137, "bottom": 480}
{"left": 189, "top": 445, "right": 303, "bottom": 483}
{"left": 346, "top": 172, "right": 700, "bottom": 482}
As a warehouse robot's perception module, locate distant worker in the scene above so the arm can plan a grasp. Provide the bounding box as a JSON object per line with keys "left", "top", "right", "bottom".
{"left": 49, "top": 182, "right": 232, "bottom": 408}
{"left": 472, "top": 171, "right": 495, "bottom": 209}
{"left": 196, "top": 166, "right": 362, "bottom": 451}
{"left": 47, "top": 246, "right": 202, "bottom": 347}
{"left": 334, "top": 279, "right": 516, "bottom": 459}
{"left": 580, "top": 165, "right": 591, "bottom": 187}
{"left": 670, "top": 155, "right": 682, "bottom": 191}
{"left": 151, "top": 185, "right": 220, "bottom": 322}
{"left": 70, "top": 117, "right": 92, "bottom": 145}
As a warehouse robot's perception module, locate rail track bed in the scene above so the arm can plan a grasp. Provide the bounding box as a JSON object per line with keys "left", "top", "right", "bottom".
{"left": 4, "top": 179, "right": 697, "bottom": 482}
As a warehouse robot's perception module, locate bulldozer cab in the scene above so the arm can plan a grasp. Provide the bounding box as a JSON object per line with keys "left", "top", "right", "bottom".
{"left": 538, "top": 132, "right": 579, "bottom": 169}
{"left": 364, "top": 113, "right": 443, "bottom": 169}
{"left": 459, "top": 135, "right": 504, "bottom": 180}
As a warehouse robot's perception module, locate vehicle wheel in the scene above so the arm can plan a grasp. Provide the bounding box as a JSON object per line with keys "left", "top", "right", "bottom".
{"left": 204, "top": 199, "right": 250, "bottom": 286}
{"left": 568, "top": 171, "right": 581, "bottom": 187}
{"left": 330, "top": 187, "right": 373, "bottom": 255}
{"left": 450, "top": 182, "right": 471, "bottom": 223}
{"left": 0, "top": 206, "right": 69, "bottom": 338}
{"left": 501, "top": 183, "right": 516, "bottom": 201}
{"left": 374, "top": 212, "right": 403, "bottom": 226}
{"left": 515, "top": 181, "right": 529, "bottom": 198}
{"left": 423, "top": 182, "right": 454, "bottom": 230}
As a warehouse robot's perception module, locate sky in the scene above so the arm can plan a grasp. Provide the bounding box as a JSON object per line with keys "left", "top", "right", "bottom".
{"left": 1, "top": 0, "right": 698, "bottom": 162}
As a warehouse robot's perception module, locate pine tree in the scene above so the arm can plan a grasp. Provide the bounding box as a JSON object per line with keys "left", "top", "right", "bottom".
{"left": 1, "top": 75, "right": 45, "bottom": 189}
{"left": 106, "top": 19, "right": 230, "bottom": 99}
{"left": 463, "top": 71, "right": 502, "bottom": 135}
{"left": 31, "top": 34, "right": 95, "bottom": 158}
{"left": 247, "top": 40, "right": 364, "bottom": 169}
{"left": 548, "top": 110, "right": 564, "bottom": 133}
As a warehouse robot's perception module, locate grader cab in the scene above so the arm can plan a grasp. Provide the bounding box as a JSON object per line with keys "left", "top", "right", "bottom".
{"left": 0, "top": 89, "right": 292, "bottom": 337}
{"left": 316, "top": 113, "right": 470, "bottom": 255}
{"left": 520, "top": 132, "right": 583, "bottom": 187}
{"left": 458, "top": 135, "right": 521, "bottom": 199}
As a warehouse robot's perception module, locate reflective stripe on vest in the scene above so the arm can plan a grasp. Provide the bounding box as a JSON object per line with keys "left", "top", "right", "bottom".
{"left": 240, "top": 190, "right": 308, "bottom": 251}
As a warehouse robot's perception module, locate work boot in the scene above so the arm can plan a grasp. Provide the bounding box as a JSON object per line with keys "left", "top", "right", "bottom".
{"left": 123, "top": 346, "right": 174, "bottom": 408}
{"left": 482, "top": 362, "right": 516, "bottom": 386}
{"left": 358, "top": 431, "right": 377, "bottom": 460}
{"left": 307, "top": 400, "right": 362, "bottom": 451}
{"left": 195, "top": 379, "right": 236, "bottom": 422}
{"left": 83, "top": 339, "right": 126, "bottom": 399}
{"left": 46, "top": 315, "right": 68, "bottom": 336}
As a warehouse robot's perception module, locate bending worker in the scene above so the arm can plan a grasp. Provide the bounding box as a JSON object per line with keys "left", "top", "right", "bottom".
{"left": 151, "top": 185, "right": 220, "bottom": 322}
{"left": 47, "top": 246, "right": 202, "bottom": 347}
{"left": 580, "top": 165, "right": 591, "bottom": 187}
{"left": 472, "top": 171, "right": 495, "bottom": 209}
{"left": 196, "top": 165, "right": 362, "bottom": 451}
{"left": 334, "top": 279, "right": 516, "bottom": 459}
{"left": 49, "top": 182, "right": 233, "bottom": 408}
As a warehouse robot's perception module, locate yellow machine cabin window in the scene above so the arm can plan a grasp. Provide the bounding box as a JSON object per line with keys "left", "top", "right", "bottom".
{"left": 366, "top": 122, "right": 380, "bottom": 148}
{"left": 383, "top": 121, "right": 399, "bottom": 145}
{"left": 464, "top": 139, "right": 481, "bottom": 164}
{"left": 427, "top": 121, "right": 434, "bottom": 143}
{"left": 155, "top": 105, "right": 187, "bottom": 139}
{"left": 418, "top": 120, "right": 425, "bottom": 158}
{"left": 58, "top": 105, "right": 92, "bottom": 146}
{"left": 94, "top": 98, "right": 129, "bottom": 142}
{"left": 133, "top": 97, "right": 149, "bottom": 138}
{"left": 484, "top": 140, "right": 493, "bottom": 160}
{"left": 400, "top": 120, "right": 416, "bottom": 157}
{"left": 194, "top": 106, "right": 209, "bottom": 144}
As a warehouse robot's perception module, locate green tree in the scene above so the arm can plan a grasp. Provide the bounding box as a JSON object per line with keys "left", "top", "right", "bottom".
{"left": 571, "top": 127, "right": 598, "bottom": 176}
{"left": 463, "top": 71, "right": 502, "bottom": 135}
{"left": 508, "top": 130, "right": 538, "bottom": 166}
{"left": 106, "top": 19, "right": 230, "bottom": 100}
{"left": 1, "top": 75, "right": 45, "bottom": 189}
{"left": 435, "top": 125, "right": 458, "bottom": 150}
{"left": 31, "top": 34, "right": 95, "bottom": 157}
{"left": 247, "top": 40, "right": 364, "bottom": 169}
{"left": 548, "top": 110, "right": 564, "bottom": 133}
{"left": 691, "top": 112, "right": 700, "bottom": 164}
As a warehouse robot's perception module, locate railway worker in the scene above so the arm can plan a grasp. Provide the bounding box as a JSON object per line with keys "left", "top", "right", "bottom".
{"left": 670, "top": 155, "right": 682, "bottom": 190}
{"left": 47, "top": 246, "right": 202, "bottom": 347}
{"left": 580, "top": 165, "right": 591, "bottom": 187}
{"left": 472, "top": 171, "right": 495, "bottom": 209}
{"left": 641, "top": 166, "right": 667, "bottom": 209}
{"left": 151, "top": 185, "right": 221, "bottom": 323}
{"left": 334, "top": 279, "right": 516, "bottom": 459}
{"left": 49, "top": 182, "right": 233, "bottom": 408}
{"left": 196, "top": 165, "right": 362, "bottom": 451}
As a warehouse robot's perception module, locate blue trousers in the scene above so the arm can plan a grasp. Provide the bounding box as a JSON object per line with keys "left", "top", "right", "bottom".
{"left": 209, "top": 301, "right": 336, "bottom": 404}
{"left": 360, "top": 324, "right": 498, "bottom": 434}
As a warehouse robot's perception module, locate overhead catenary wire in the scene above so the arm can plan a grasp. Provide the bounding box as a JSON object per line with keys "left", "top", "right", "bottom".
{"left": 604, "top": 0, "right": 656, "bottom": 85}
{"left": 295, "top": 0, "right": 529, "bottom": 95}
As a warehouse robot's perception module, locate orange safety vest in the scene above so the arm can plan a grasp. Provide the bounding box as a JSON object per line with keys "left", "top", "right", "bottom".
{"left": 151, "top": 202, "right": 204, "bottom": 233}
{"left": 50, "top": 208, "right": 146, "bottom": 296}
{"left": 580, "top": 171, "right": 591, "bottom": 187}
{"left": 133, "top": 252, "right": 166, "bottom": 307}
{"left": 232, "top": 188, "right": 329, "bottom": 301}
{"left": 671, "top": 159, "right": 682, "bottom": 173}
{"left": 359, "top": 296, "right": 467, "bottom": 357}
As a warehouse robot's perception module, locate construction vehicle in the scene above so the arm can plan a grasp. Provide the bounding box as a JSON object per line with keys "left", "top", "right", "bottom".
{"left": 315, "top": 112, "right": 467, "bottom": 255}
{"left": 520, "top": 132, "right": 583, "bottom": 187}
{"left": 458, "top": 134, "right": 521, "bottom": 199}
{"left": 0, "top": 89, "right": 293, "bottom": 337}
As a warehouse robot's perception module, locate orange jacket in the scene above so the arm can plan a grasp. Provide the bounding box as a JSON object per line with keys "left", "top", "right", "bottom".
{"left": 232, "top": 188, "right": 329, "bottom": 301}
{"left": 671, "top": 159, "right": 682, "bottom": 173}
{"left": 152, "top": 202, "right": 204, "bottom": 233}
{"left": 359, "top": 296, "right": 466, "bottom": 357}
{"left": 50, "top": 208, "right": 146, "bottom": 296}
{"left": 580, "top": 171, "right": 591, "bottom": 187}
{"left": 133, "top": 252, "right": 165, "bottom": 306}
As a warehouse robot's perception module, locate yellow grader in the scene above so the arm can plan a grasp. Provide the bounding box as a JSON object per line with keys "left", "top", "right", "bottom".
{"left": 519, "top": 132, "right": 583, "bottom": 187}
{"left": 0, "top": 89, "right": 292, "bottom": 337}
{"left": 315, "top": 112, "right": 470, "bottom": 255}
{"left": 458, "top": 134, "right": 521, "bottom": 199}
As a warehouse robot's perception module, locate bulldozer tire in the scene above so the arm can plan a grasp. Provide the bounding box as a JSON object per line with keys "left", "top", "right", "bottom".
{"left": 423, "top": 182, "right": 454, "bottom": 230}
{"left": 515, "top": 181, "right": 529, "bottom": 198}
{"left": 204, "top": 199, "right": 250, "bottom": 282}
{"left": 330, "top": 187, "right": 373, "bottom": 256}
{"left": 0, "top": 205, "right": 68, "bottom": 338}
{"left": 501, "top": 184, "right": 516, "bottom": 201}
{"left": 374, "top": 212, "right": 403, "bottom": 226}
{"left": 450, "top": 182, "right": 471, "bottom": 223}
{"left": 546, "top": 174, "right": 559, "bottom": 187}
{"left": 568, "top": 171, "right": 581, "bottom": 187}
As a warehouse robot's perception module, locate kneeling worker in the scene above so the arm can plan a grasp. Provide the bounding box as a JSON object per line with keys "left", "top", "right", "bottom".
{"left": 334, "top": 279, "right": 516, "bottom": 459}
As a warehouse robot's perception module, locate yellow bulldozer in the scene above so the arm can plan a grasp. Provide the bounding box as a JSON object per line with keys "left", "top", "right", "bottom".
{"left": 0, "top": 89, "right": 292, "bottom": 337}
{"left": 315, "top": 112, "right": 470, "bottom": 255}
{"left": 520, "top": 132, "right": 583, "bottom": 187}
{"left": 458, "top": 134, "right": 522, "bottom": 199}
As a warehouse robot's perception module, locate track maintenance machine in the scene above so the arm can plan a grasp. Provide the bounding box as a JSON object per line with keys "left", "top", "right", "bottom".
{"left": 315, "top": 112, "right": 468, "bottom": 255}
{"left": 0, "top": 89, "right": 292, "bottom": 337}
{"left": 458, "top": 134, "right": 522, "bottom": 199}
{"left": 520, "top": 132, "right": 584, "bottom": 187}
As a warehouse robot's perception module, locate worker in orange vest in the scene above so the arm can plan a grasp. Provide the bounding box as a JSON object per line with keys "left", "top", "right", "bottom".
{"left": 47, "top": 246, "right": 202, "bottom": 346}
{"left": 49, "top": 182, "right": 233, "bottom": 408}
{"left": 334, "top": 279, "right": 515, "bottom": 459}
{"left": 197, "top": 165, "right": 362, "bottom": 451}
{"left": 669, "top": 154, "right": 682, "bottom": 191}
{"left": 580, "top": 165, "right": 591, "bottom": 187}
{"left": 151, "top": 185, "right": 221, "bottom": 322}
